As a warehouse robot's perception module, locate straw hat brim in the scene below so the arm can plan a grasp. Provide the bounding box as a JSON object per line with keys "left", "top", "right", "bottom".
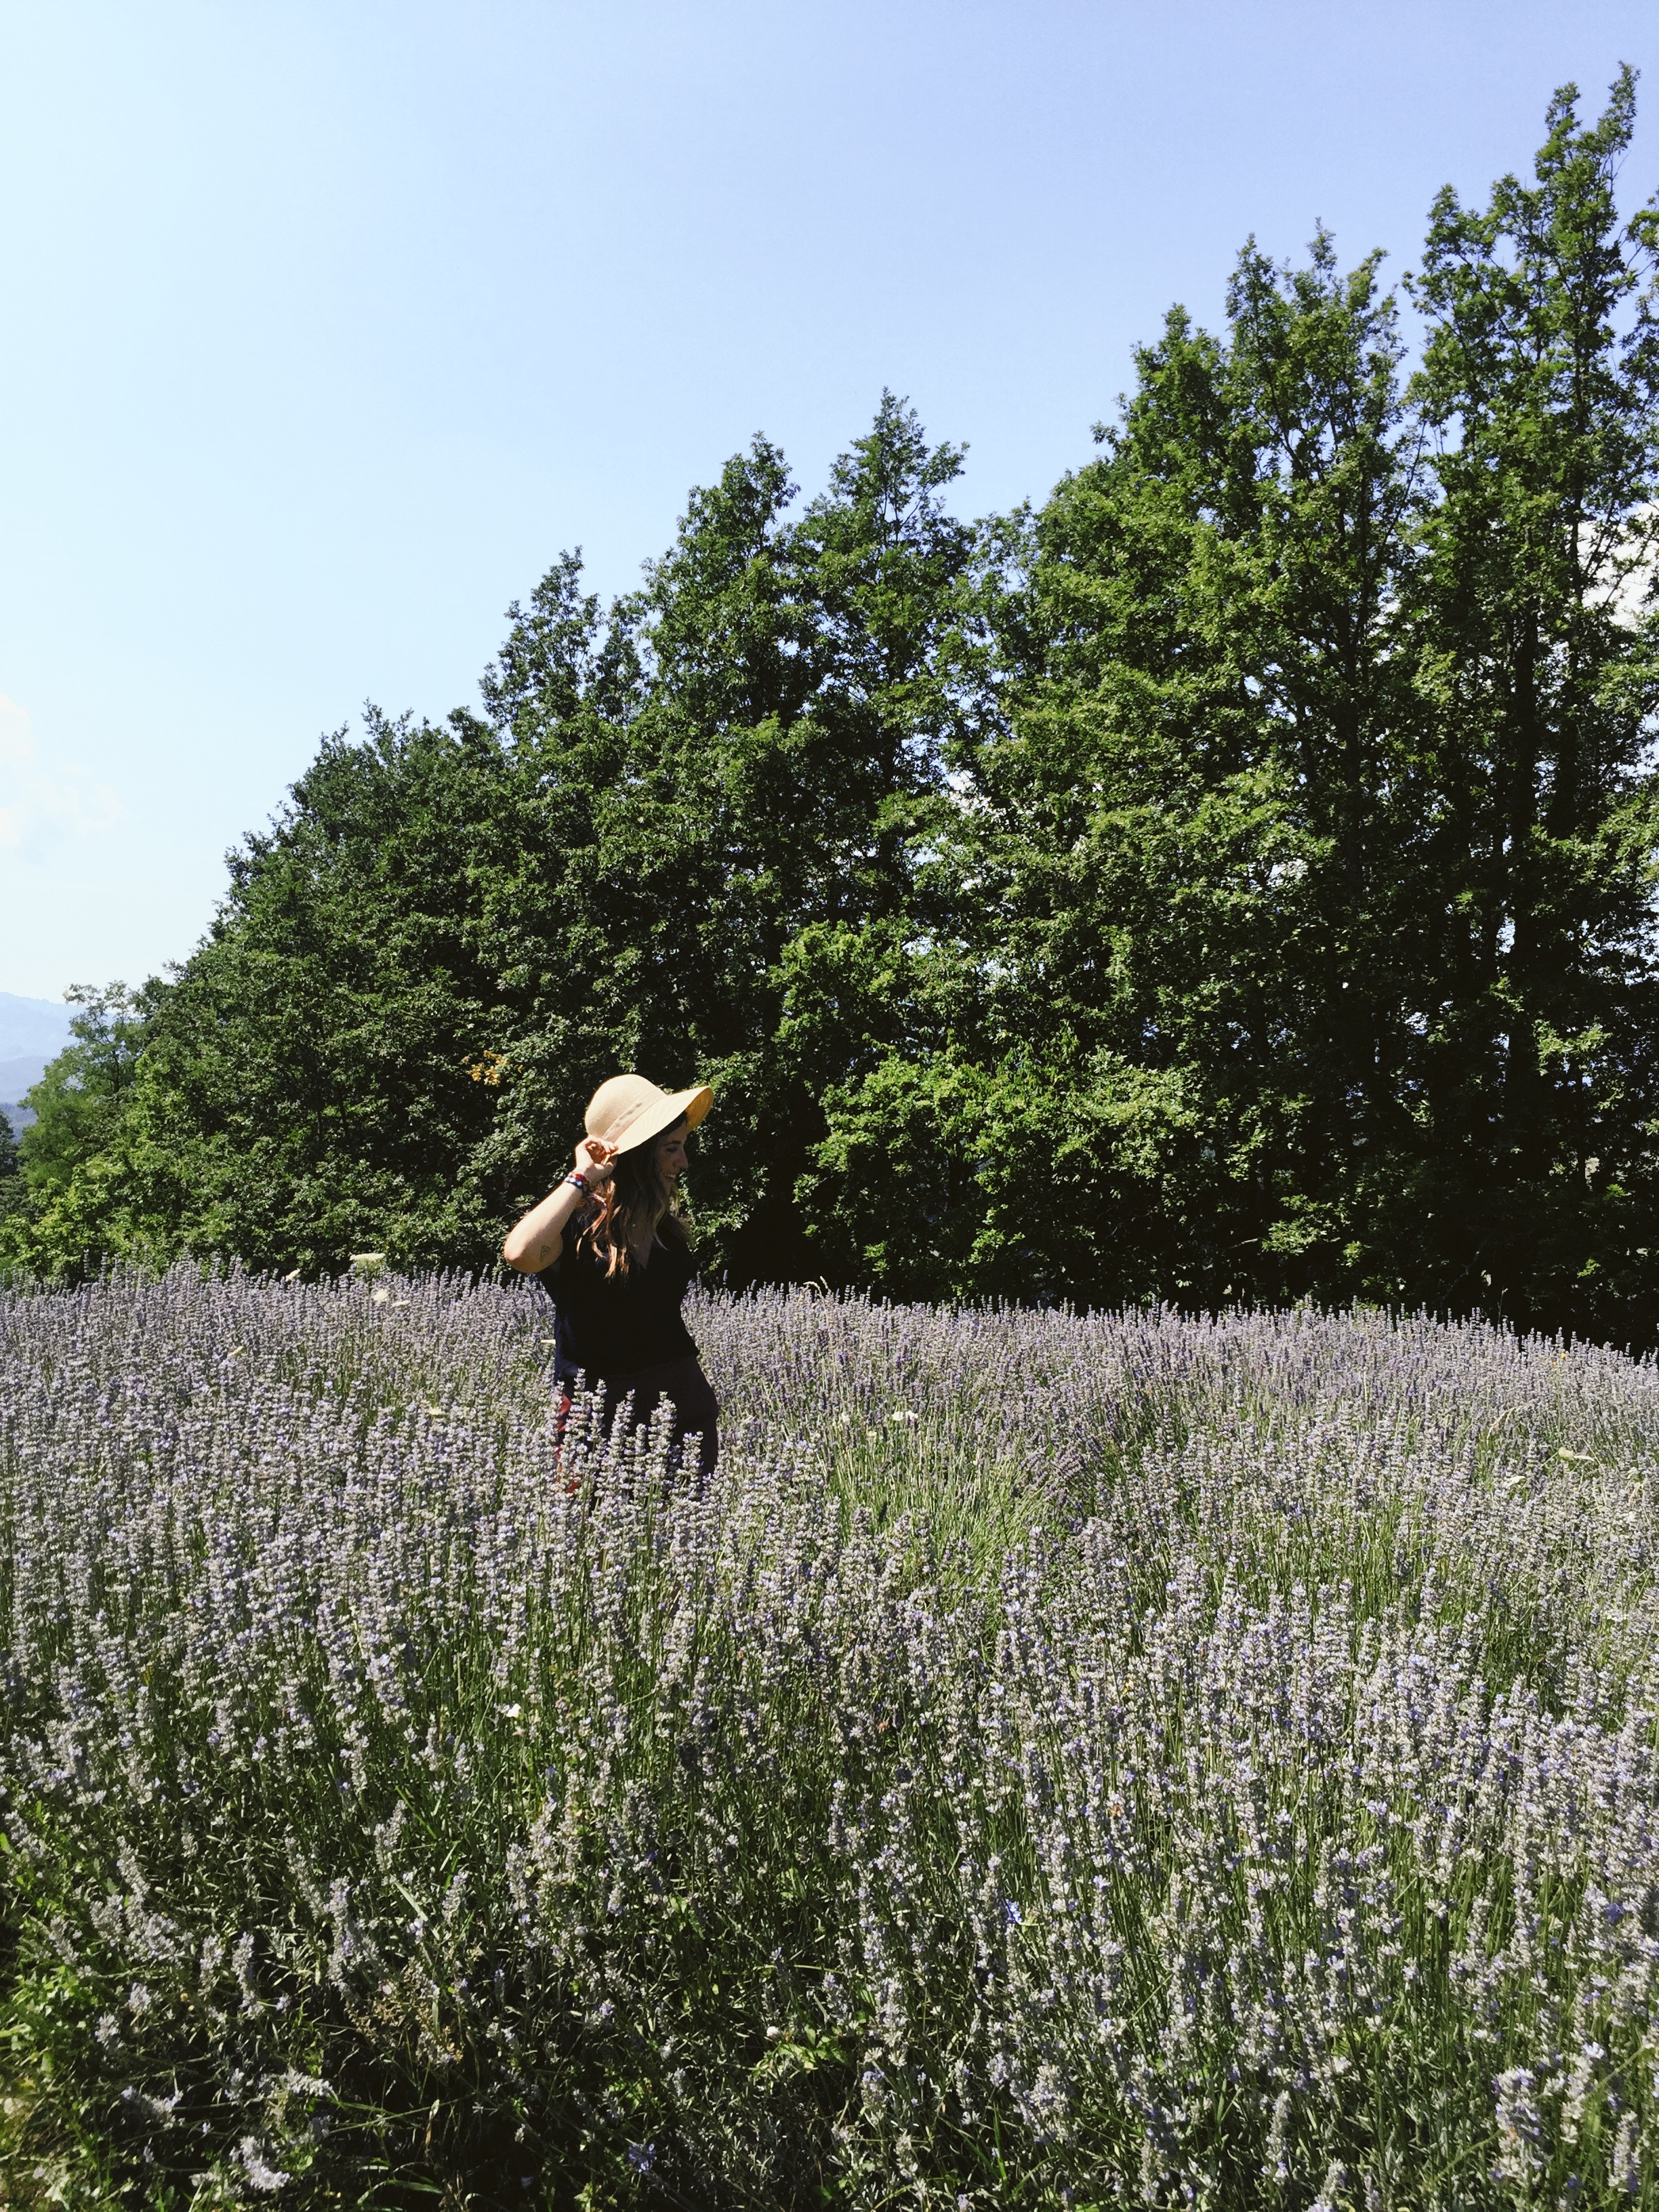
{"left": 612, "top": 1082, "right": 713, "bottom": 1154}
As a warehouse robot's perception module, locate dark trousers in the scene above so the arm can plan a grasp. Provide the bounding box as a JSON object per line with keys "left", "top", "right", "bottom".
{"left": 557, "top": 1355, "right": 720, "bottom": 1477}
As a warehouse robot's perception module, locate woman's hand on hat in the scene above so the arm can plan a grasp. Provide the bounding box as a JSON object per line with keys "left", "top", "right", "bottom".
{"left": 573, "top": 1136, "right": 616, "bottom": 1185}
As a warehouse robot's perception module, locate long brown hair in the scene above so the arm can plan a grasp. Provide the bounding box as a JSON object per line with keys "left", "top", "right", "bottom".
{"left": 577, "top": 1115, "right": 690, "bottom": 1277}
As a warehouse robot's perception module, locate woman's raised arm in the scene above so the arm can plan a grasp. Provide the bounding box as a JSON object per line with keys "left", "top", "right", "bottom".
{"left": 501, "top": 1136, "right": 615, "bottom": 1273}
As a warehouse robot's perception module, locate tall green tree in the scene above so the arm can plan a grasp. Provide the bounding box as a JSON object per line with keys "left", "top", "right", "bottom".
{"left": 0, "top": 985, "right": 159, "bottom": 1264}
{"left": 13, "top": 88, "right": 1659, "bottom": 1345}
{"left": 503, "top": 394, "right": 983, "bottom": 1282}
{"left": 802, "top": 80, "right": 1659, "bottom": 1340}
{"left": 9, "top": 398, "right": 987, "bottom": 1283}
{"left": 804, "top": 231, "right": 1425, "bottom": 1306}
{"left": 14, "top": 984, "right": 156, "bottom": 1200}
{"left": 1399, "top": 68, "right": 1659, "bottom": 1334}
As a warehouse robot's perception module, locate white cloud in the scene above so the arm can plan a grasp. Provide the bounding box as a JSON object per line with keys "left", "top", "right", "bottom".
{"left": 0, "top": 695, "right": 122, "bottom": 856}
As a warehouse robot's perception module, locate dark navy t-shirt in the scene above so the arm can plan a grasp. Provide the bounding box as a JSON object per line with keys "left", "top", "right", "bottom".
{"left": 537, "top": 1215, "right": 699, "bottom": 1382}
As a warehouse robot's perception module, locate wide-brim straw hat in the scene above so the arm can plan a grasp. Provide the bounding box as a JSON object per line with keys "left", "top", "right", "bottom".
{"left": 585, "top": 1073, "right": 714, "bottom": 1155}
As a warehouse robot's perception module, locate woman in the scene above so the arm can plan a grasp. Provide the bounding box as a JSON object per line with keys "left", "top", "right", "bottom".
{"left": 502, "top": 1073, "right": 718, "bottom": 1474}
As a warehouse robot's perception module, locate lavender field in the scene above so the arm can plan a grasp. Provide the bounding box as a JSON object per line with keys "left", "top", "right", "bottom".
{"left": 2, "top": 1269, "right": 1658, "bottom": 2207}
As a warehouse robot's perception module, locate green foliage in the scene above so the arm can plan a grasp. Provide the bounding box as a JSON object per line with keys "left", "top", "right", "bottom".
{"left": 0, "top": 987, "right": 161, "bottom": 1265}
{"left": 10, "top": 85, "right": 1659, "bottom": 1340}
{"left": 863, "top": 226, "right": 1431, "bottom": 1310}
{"left": 2, "top": 398, "right": 988, "bottom": 1285}
{"left": 1395, "top": 65, "right": 1659, "bottom": 1336}
{"left": 809, "top": 77, "right": 1659, "bottom": 1337}
{"left": 15, "top": 984, "right": 155, "bottom": 1200}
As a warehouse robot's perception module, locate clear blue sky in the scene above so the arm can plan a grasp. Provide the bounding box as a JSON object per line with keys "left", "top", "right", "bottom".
{"left": 3, "top": 0, "right": 1656, "bottom": 1000}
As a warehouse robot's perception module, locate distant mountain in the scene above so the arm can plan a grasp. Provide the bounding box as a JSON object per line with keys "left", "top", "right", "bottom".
{"left": 0, "top": 993, "right": 74, "bottom": 1063}
{"left": 0, "top": 1052, "right": 52, "bottom": 1099}
{"left": 0, "top": 996, "right": 73, "bottom": 1130}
